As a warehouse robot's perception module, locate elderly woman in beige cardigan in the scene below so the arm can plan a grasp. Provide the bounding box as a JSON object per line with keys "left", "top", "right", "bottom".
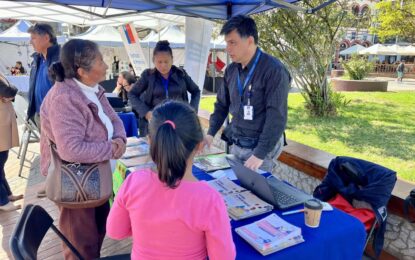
{"left": 0, "top": 75, "right": 23, "bottom": 211}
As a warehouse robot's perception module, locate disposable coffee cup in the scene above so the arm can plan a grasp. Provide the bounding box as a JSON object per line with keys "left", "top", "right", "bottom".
{"left": 304, "top": 199, "right": 323, "bottom": 228}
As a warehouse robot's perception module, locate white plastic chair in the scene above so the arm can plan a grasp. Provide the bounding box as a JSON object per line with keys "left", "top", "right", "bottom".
{"left": 12, "top": 93, "right": 40, "bottom": 177}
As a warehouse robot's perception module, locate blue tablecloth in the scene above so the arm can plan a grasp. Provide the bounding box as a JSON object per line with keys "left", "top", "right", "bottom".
{"left": 117, "top": 112, "right": 138, "bottom": 137}
{"left": 192, "top": 166, "right": 367, "bottom": 260}
{"left": 6, "top": 75, "right": 29, "bottom": 92}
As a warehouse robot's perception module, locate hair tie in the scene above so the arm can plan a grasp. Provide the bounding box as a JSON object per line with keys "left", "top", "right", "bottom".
{"left": 163, "top": 120, "right": 176, "bottom": 129}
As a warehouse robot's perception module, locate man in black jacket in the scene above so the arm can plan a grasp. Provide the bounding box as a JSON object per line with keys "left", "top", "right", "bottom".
{"left": 27, "top": 23, "right": 60, "bottom": 130}
{"left": 27, "top": 23, "right": 60, "bottom": 198}
{"left": 205, "top": 15, "right": 291, "bottom": 172}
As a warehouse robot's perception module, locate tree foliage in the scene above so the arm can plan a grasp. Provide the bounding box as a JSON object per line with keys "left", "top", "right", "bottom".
{"left": 254, "top": 0, "right": 349, "bottom": 117}
{"left": 371, "top": 0, "right": 415, "bottom": 42}
{"left": 342, "top": 55, "right": 375, "bottom": 80}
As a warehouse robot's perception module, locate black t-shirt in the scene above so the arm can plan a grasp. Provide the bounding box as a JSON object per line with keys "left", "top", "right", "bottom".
{"left": 397, "top": 63, "right": 405, "bottom": 72}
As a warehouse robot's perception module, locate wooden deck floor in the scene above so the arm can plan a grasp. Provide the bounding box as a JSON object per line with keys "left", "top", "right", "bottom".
{"left": 0, "top": 143, "right": 132, "bottom": 259}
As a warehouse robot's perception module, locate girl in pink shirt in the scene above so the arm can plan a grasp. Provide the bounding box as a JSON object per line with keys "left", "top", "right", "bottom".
{"left": 107, "top": 100, "right": 236, "bottom": 260}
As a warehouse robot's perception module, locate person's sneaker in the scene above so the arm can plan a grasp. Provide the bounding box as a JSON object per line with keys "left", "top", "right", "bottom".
{"left": 37, "top": 188, "right": 47, "bottom": 198}
{"left": 0, "top": 202, "right": 21, "bottom": 212}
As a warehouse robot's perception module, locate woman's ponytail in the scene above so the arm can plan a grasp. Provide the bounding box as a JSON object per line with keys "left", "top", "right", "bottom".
{"left": 49, "top": 62, "right": 65, "bottom": 82}
{"left": 151, "top": 123, "right": 188, "bottom": 188}
{"left": 149, "top": 101, "right": 204, "bottom": 188}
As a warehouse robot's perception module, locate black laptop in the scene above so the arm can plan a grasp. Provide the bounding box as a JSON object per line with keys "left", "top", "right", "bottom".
{"left": 106, "top": 95, "right": 131, "bottom": 113}
{"left": 227, "top": 158, "right": 313, "bottom": 210}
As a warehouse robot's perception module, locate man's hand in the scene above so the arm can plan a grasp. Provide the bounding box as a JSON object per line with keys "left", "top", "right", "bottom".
{"left": 244, "top": 155, "right": 263, "bottom": 171}
{"left": 204, "top": 135, "right": 214, "bottom": 148}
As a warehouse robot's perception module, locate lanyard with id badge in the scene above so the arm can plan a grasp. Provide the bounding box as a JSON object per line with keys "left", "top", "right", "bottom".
{"left": 237, "top": 50, "right": 261, "bottom": 121}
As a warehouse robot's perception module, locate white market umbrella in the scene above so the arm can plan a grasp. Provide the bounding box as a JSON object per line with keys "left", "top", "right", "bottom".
{"left": 359, "top": 44, "right": 395, "bottom": 55}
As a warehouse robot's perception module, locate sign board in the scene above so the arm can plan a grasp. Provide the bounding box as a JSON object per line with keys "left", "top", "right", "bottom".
{"left": 118, "top": 23, "right": 148, "bottom": 75}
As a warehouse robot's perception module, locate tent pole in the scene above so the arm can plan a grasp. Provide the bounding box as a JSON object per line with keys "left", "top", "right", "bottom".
{"left": 225, "top": 5, "right": 231, "bottom": 154}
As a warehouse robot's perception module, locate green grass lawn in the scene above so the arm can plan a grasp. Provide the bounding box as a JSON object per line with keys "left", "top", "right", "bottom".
{"left": 200, "top": 92, "right": 415, "bottom": 182}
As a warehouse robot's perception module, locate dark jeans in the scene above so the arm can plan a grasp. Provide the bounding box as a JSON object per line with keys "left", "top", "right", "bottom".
{"left": 0, "top": 150, "right": 12, "bottom": 206}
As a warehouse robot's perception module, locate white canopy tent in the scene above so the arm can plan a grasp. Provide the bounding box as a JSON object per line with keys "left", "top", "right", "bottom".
{"left": 0, "top": 1, "right": 184, "bottom": 30}
{"left": 359, "top": 44, "right": 415, "bottom": 56}
{"left": 142, "top": 25, "right": 186, "bottom": 48}
{"left": 69, "top": 24, "right": 228, "bottom": 74}
{"left": 0, "top": 20, "right": 67, "bottom": 74}
{"left": 401, "top": 45, "right": 415, "bottom": 56}
{"left": 0, "top": 20, "right": 32, "bottom": 42}
{"left": 141, "top": 25, "right": 188, "bottom": 68}
{"left": 358, "top": 44, "right": 393, "bottom": 55}
{"left": 387, "top": 44, "right": 415, "bottom": 56}
{"left": 339, "top": 44, "right": 366, "bottom": 56}
{"left": 142, "top": 30, "right": 156, "bottom": 42}
{"left": 0, "top": 20, "right": 66, "bottom": 44}
{"left": 71, "top": 25, "right": 123, "bottom": 47}
{"left": 0, "top": 20, "right": 34, "bottom": 74}
{"left": 141, "top": 25, "right": 226, "bottom": 68}
{"left": 142, "top": 26, "right": 226, "bottom": 49}
{"left": 71, "top": 25, "right": 130, "bottom": 77}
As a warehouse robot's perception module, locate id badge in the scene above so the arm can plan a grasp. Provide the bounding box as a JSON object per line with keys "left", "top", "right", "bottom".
{"left": 244, "top": 105, "right": 254, "bottom": 120}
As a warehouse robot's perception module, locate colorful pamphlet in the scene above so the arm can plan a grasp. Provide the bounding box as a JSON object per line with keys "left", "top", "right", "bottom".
{"left": 235, "top": 213, "right": 304, "bottom": 255}
{"left": 121, "top": 143, "right": 149, "bottom": 159}
{"left": 126, "top": 136, "right": 147, "bottom": 147}
{"left": 225, "top": 191, "right": 274, "bottom": 220}
{"left": 207, "top": 177, "right": 246, "bottom": 196}
{"left": 194, "top": 154, "right": 230, "bottom": 172}
{"left": 208, "top": 177, "right": 273, "bottom": 220}
{"left": 120, "top": 156, "right": 151, "bottom": 168}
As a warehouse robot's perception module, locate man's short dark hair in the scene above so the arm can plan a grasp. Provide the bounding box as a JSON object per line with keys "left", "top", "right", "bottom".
{"left": 220, "top": 15, "right": 258, "bottom": 44}
{"left": 28, "top": 23, "right": 57, "bottom": 45}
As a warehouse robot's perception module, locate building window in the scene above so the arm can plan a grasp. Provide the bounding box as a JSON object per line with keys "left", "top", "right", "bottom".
{"left": 351, "top": 32, "right": 356, "bottom": 40}
{"left": 373, "top": 35, "right": 379, "bottom": 44}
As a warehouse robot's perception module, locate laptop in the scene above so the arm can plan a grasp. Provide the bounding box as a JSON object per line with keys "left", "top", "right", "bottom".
{"left": 227, "top": 158, "right": 313, "bottom": 210}
{"left": 106, "top": 95, "right": 131, "bottom": 113}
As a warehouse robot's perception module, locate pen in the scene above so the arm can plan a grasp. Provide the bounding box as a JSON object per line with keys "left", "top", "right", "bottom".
{"left": 282, "top": 209, "right": 304, "bottom": 216}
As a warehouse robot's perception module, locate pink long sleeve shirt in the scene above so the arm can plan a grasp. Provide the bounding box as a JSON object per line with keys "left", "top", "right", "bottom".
{"left": 107, "top": 169, "right": 236, "bottom": 260}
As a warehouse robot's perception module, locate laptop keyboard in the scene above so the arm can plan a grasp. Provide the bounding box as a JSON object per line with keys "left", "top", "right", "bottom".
{"left": 267, "top": 176, "right": 308, "bottom": 208}
{"left": 271, "top": 188, "right": 301, "bottom": 206}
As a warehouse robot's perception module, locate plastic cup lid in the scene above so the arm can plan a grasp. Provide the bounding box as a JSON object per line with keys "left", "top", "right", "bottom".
{"left": 304, "top": 199, "right": 323, "bottom": 210}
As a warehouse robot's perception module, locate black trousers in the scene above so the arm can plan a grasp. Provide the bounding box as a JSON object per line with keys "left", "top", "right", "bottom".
{"left": 0, "top": 151, "right": 11, "bottom": 205}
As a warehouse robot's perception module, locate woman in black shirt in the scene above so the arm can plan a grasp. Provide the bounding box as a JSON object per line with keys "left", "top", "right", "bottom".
{"left": 129, "top": 40, "right": 201, "bottom": 136}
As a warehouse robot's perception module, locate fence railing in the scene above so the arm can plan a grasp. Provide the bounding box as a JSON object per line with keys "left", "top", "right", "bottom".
{"left": 373, "top": 64, "right": 414, "bottom": 74}
{"left": 332, "top": 63, "right": 415, "bottom": 74}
